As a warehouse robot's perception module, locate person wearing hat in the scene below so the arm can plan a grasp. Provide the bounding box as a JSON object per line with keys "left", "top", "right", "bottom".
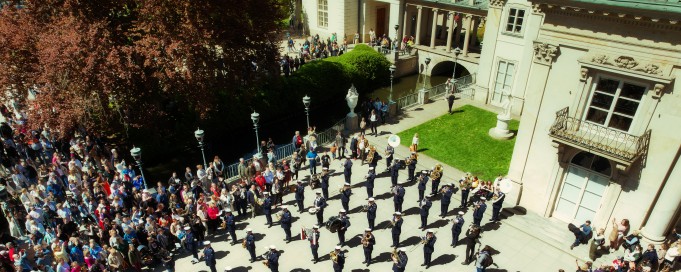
{"left": 295, "top": 180, "right": 306, "bottom": 213}
{"left": 340, "top": 183, "right": 352, "bottom": 213}
{"left": 224, "top": 209, "right": 238, "bottom": 245}
{"left": 267, "top": 245, "right": 280, "bottom": 272}
{"left": 280, "top": 206, "right": 293, "bottom": 243}
{"left": 343, "top": 156, "right": 353, "bottom": 184}
{"left": 313, "top": 191, "right": 326, "bottom": 226}
{"left": 490, "top": 188, "right": 505, "bottom": 222}
{"left": 407, "top": 153, "right": 418, "bottom": 182}
{"left": 332, "top": 246, "right": 345, "bottom": 272}
{"left": 308, "top": 225, "right": 322, "bottom": 263}
{"left": 321, "top": 168, "right": 330, "bottom": 199}
{"left": 365, "top": 198, "right": 377, "bottom": 230}
{"left": 183, "top": 226, "right": 199, "bottom": 261}
{"left": 365, "top": 167, "right": 376, "bottom": 199}
{"left": 391, "top": 212, "right": 404, "bottom": 248}
{"left": 392, "top": 247, "right": 408, "bottom": 272}
{"left": 362, "top": 228, "right": 376, "bottom": 266}
{"left": 419, "top": 195, "right": 432, "bottom": 229}
{"left": 473, "top": 197, "right": 487, "bottom": 226}
{"left": 262, "top": 192, "right": 274, "bottom": 228}
{"left": 390, "top": 159, "right": 401, "bottom": 187}
{"left": 417, "top": 171, "right": 429, "bottom": 202}
{"left": 422, "top": 229, "right": 437, "bottom": 268}
{"left": 451, "top": 211, "right": 465, "bottom": 247}
{"left": 393, "top": 183, "right": 405, "bottom": 213}
{"left": 244, "top": 229, "right": 257, "bottom": 262}
{"left": 440, "top": 184, "right": 454, "bottom": 218}
{"left": 337, "top": 210, "right": 350, "bottom": 246}
{"left": 201, "top": 241, "right": 217, "bottom": 272}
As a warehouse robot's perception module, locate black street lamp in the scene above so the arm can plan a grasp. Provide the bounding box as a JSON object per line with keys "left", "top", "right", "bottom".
{"left": 424, "top": 57, "right": 431, "bottom": 90}
{"left": 389, "top": 65, "right": 397, "bottom": 102}
{"left": 129, "top": 146, "right": 147, "bottom": 189}
{"left": 251, "top": 111, "right": 260, "bottom": 154}
{"left": 302, "top": 95, "right": 311, "bottom": 129}
{"left": 452, "top": 48, "right": 462, "bottom": 79}
{"left": 194, "top": 128, "right": 208, "bottom": 169}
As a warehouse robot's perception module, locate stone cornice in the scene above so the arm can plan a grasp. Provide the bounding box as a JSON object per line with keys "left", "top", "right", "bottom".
{"left": 578, "top": 52, "right": 673, "bottom": 83}
{"left": 533, "top": 3, "right": 681, "bottom": 27}
{"left": 490, "top": 0, "right": 506, "bottom": 9}
{"left": 533, "top": 41, "right": 559, "bottom": 65}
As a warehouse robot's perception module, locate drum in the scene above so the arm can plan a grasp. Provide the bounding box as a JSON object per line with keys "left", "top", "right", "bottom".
{"left": 325, "top": 216, "right": 341, "bottom": 233}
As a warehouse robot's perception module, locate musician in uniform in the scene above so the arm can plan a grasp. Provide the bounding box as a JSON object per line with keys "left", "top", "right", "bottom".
{"left": 366, "top": 198, "right": 377, "bottom": 230}
{"left": 295, "top": 180, "right": 305, "bottom": 213}
{"left": 337, "top": 210, "right": 350, "bottom": 246}
{"left": 201, "top": 241, "right": 217, "bottom": 272}
{"left": 417, "top": 171, "right": 429, "bottom": 202}
{"left": 262, "top": 192, "right": 273, "bottom": 228}
{"left": 407, "top": 153, "right": 417, "bottom": 181}
{"left": 391, "top": 212, "right": 403, "bottom": 247}
{"left": 332, "top": 246, "right": 345, "bottom": 272}
{"left": 459, "top": 176, "right": 472, "bottom": 208}
{"left": 473, "top": 197, "right": 487, "bottom": 226}
{"left": 451, "top": 211, "right": 465, "bottom": 247}
{"left": 343, "top": 157, "right": 353, "bottom": 184}
{"left": 340, "top": 183, "right": 352, "bottom": 212}
{"left": 384, "top": 145, "right": 394, "bottom": 172}
{"left": 490, "top": 188, "right": 505, "bottom": 222}
{"left": 390, "top": 159, "right": 401, "bottom": 187}
{"left": 245, "top": 228, "right": 257, "bottom": 263}
{"left": 422, "top": 229, "right": 437, "bottom": 268}
{"left": 392, "top": 247, "right": 408, "bottom": 272}
{"left": 321, "top": 152, "right": 331, "bottom": 169}
{"left": 267, "top": 245, "right": 280, "bottom": 272}
{"left": 313, "top": 191, "right": 326, "bottom": 226}
{"left": 430, "top": 164, "right": 443, "bottom": 196}
{"left": 419, "top": 195, "right": 432, "bottom": 229}
{"left": 365, "top": 167, "right": 376, "bottom": 199}
{"left": 367, "top": 146, "right": 381, "bottom": 169}
{"left": 440, "top": 183, "right": 454, "bottom": 218}
{"left": 362, "top": 228, "right": 376, "bottom": 266}
{"left": 224, "top": 209, "right": 238, "bottom": 245}
{"left": 309, "top": 225, "right": 321, "bottom": 263}
{"left": 184, "top": 226, "right": 199, "bottom": 261}
{"left": 393, "top": 184, "right": 405, "bottom": 212}
{"left": 280, "top": 206, "right": 292, "bottom": 243}
{"left": 321, "top": 167, "right": 330, "bottom": 199}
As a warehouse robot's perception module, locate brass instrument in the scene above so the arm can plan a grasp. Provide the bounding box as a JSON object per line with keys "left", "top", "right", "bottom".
{"left": 430, "top": 164, "right": 442, "bottom": 180}
{"left": 242, "top": 239, "right": 247, "bottom": 248}
{"left": 391, "top": 185, "right": 400, "bottom": 195}
{"left": 256, "top": 198, "right": 264, "bottom": 206}
{"left": 405, "top": 157, "right": 412, "bottom": 165}
{"left": 366, "top": 146, "right": 376, "bottom": 163}
{"left": 361, "top": 204, "right": 369, "bottom": 212}
{"left": 361, "top": 233, "right": 373, "bottom": 247}
{"left": 275, "top": 211, "right": 283, "bottom": 221}
{"left": 390, "top": 216, "right": 397, "bottom": 227}
{"left": 391, "top": 248, "right": 401, "bottom": 263}
{"left": 261, "top": 251, "right": 271, "bottom": 267}
{"left": 330, "top": 251, "right": 338, "bottom": 263}
{"left": 492, "top": 192, "right": 499, "bottom": 201}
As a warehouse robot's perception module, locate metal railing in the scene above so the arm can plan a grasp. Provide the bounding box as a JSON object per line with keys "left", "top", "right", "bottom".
{"left": 548, "top": 107, "right": 651, "bottom": 163}
{"left": 429, "top": 73, "right": 476, "bottom": 99}
{"left": 396, "top": 91, "right": 420, "bottom": 111}
{"left": 223, "top": 116, "right": 347, "bottom": 182}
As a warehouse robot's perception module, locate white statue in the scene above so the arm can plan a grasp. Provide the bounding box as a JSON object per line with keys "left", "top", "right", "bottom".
{"left": 500, "top": 87, "right": 512, "bottom": 118}
{"left": 346, "top": 85, "right": 359, "bottom": 117}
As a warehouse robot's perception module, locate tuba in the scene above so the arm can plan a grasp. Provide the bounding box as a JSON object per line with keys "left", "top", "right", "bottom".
{"left": 366, "top": 146, "right": 376, "bottom": 163}
{"left": 361, "top": 233, "right": 372, "bottom": 247}
{"left": 430, "top": 164, "right": 442, "bottom": 180}
{"left": 330, "top": 251, "right": 338, "bottom": 263}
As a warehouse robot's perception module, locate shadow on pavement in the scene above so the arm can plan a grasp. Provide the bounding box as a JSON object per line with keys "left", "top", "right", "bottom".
{"left": 253, "top": 233, "right": 266, "bottom": 241}
{"left": 374, "top": 251, "right": 392, "bottom": 263}
{"left": 431, "top": 253, "right": 456, "bottom": 266}
{"left": 290, "top": 269, "right": 312, "bottom": 272}
{"left": 481, "top": 222, "right": 501, "bottom": 232}
{"left": 402, "top": 207, "right": 419, "bottom": 216}
{"left": 402, "top": 235, "right": 422, "bottom": 247}
{"left": 346, "top": 235, "right": 363, "bottom": 248}
{"left": 373, "top": 191, "right": 392, "bottom": 200}
{"left": 427, "top": 219, "right": 449, "bottom": 229}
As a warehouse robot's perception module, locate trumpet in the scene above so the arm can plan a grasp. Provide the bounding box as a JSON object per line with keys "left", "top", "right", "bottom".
{"left": 242, "top": 239, "right": 247, "bottom": 248}
{"left": 275, "top": 211, "right": 283, "bottom": 221}
{"left": 390, "top": 216, "right": 397, "bottom": 227}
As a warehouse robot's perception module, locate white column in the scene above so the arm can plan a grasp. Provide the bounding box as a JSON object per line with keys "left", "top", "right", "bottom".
{"left": 462, "top": 15, "right": 472, "bottom": 56}
{"left": 430, "top": 8, "right": 439, "bottom": 48}
{"left": 446, "top": 11, "right": 455, "bottom": 53}
{"left": 361, "top": 0, "right": 367, "bottom": 43}
{"left": 642, "top": 146, "right": 681, "bottom": 244}
{"left": 415, "top": 6, "right": 423, "bottom": 45}
{"left": 402, "top": 6, "right": 408, "bottom": 39}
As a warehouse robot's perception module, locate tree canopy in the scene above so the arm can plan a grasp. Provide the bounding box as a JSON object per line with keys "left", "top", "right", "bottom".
{"left": 0, "top": 0, "right": 286, "bottom": 137}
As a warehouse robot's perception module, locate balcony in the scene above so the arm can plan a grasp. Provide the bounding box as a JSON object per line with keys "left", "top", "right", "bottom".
{"left": 548, "top": 107, "right": 651, "bottom": 165}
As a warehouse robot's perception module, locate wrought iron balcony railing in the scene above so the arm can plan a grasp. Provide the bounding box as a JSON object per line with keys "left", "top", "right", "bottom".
{"left": 548, "top": 107, "right": 651, "bottom": 164}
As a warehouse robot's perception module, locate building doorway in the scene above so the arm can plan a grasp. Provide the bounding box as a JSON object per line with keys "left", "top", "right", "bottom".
{"left": 554, "top": 152, "right": 612, "bottom": 224}
{"left": 376, "top": 8, "right": 386, "bottom": 37}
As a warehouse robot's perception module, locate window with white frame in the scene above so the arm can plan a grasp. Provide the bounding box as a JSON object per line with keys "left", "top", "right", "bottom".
{"left": 318, "top": 0, "right": 328, "bottom": 28}
{"left": 493, "top": 60, "right": 515, "bottom": 103}
{"left": 585, "top": 77, "right": 646, "bottom": 132}
{"left": 505, "top": 8, "right": 525, "bottom": 34}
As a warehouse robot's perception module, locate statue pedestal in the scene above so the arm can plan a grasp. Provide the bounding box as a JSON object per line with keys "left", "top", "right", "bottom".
{"left": 488, "top": 114, "right": 514, "bottom": 140}
{"left": 345, "top": 113, "right": 359, "bottom": 132}
{"left": 388, "top": 101, "right": 397, "bottom": 117}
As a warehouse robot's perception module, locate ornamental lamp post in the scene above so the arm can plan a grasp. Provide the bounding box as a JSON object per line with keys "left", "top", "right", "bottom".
{"left": 194, "top": 128, "right": 208, "bottom": 169}
{"left": 394, "top": 24, "right": 400, "bottom": 60}
{"left": 452, "top": 47, "right": 462, "bottom": 79}
{"left": 302, "top": 95, "right": 311, "bottom": 129}
{"left": 251, "top": 111, "right": 261, "bottom": 154}
{"left": 423, "top": 57, "right": 431, "bottom": 90}
{"left": 129, "top": 146, "right": 147, "bottom": 189}
{"left": 389, "top": 65, "right": 397, "bottom": 103}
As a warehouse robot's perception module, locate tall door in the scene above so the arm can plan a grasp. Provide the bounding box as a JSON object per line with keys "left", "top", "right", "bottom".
{"left": 376, "top": 8, "right": 386, "bottom": 37}
{"left": 554, "top": 165, "right": 609, "bottom": 224}
{"left": 492, "top": 60, "right": 515, "bottom": 105}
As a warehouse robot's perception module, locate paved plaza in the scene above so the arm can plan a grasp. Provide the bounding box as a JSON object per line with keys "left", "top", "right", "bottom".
{"left": 165, "top": 99, "right": 626, "bottom": 272}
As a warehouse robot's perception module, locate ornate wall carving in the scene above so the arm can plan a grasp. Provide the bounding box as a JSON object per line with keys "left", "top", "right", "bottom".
{"left": 533, "top": 42, "right": 559, "bottom": 65}
{"left": 586, "top": 54, "right": 664, "bottom": 76}
{"left": 489, "top": 0, "right": 506, "bottom": 9}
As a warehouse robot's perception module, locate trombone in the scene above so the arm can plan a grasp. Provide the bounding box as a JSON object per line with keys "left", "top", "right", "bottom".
{"left": 408, "top": 230, "right": 438, "bottom": 252}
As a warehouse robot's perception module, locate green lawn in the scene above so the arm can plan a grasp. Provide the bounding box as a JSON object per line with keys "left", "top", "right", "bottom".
{"left": 397, "top": 105, "right": 519, "bottom": 181}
